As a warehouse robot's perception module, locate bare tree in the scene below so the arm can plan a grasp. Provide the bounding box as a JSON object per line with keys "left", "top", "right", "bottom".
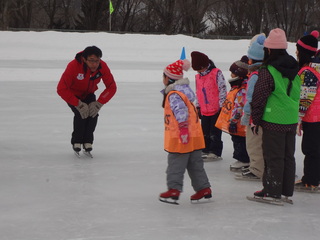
{"left": 0, "top": 0, "right": 319, "bottom": 40}
{"left": 76, "top": 0, "right": 107, "bottom": 30}
{"left": 0, "top": 0, "right": 12, "bottom": 29}
{"left": 10, "top": 0, "right": 34, "bottom": 28}
{"left": 178, "top": 0, "right": 213, "bottom": 36}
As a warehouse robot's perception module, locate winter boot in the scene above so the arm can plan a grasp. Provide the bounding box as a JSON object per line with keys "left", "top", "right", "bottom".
{"left": 159, "top": 189, "right": 180, "bottom": 204}
{"left": 190, "top": 187, "right": 212, "bottom": 201}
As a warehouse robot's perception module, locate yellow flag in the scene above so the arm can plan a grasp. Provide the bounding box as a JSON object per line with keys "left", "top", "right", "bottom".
{"left": 109, "top": 0, "right": 114, "bottom": 15}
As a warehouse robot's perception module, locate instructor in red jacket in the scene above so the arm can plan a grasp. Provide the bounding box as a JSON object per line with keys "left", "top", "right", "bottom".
{"left": 57, "top": 46, "right": 117, "bottom": 153}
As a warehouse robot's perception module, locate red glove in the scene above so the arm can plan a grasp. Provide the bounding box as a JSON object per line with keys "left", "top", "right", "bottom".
{"left": 179, "top": 121, "right": 189, "bottom": 144}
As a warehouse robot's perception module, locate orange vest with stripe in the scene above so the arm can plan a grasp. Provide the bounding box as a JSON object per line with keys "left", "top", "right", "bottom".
{"left": 164, "top": 91, "right": 205, "bottom": 153}
{"left": 215, "top": 86, "right": 246, "bottom": 137}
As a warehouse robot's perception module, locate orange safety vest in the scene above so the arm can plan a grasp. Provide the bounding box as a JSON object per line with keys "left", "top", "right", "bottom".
{"left": 164, "top": 91, "right": 205, "bottom": 153}
{"left": 215, "top": 86, "right": 246, "bottom": 137}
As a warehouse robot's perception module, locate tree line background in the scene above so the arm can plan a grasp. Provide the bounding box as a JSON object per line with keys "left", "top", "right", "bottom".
{"left": 0, "top": 0, "right": 319, "bottom": 40}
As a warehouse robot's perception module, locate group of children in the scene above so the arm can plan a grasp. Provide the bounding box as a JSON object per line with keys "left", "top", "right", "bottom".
{"left": 159, "top": 28, "right": 320, "bottom": 205}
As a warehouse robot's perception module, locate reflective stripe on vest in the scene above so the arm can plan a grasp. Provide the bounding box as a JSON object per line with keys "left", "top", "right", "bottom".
{"left": 215, "top": 86, "right": 246, "bottom": 137}
{"left": 164, "top": 91, "right": 205, "bottom": 153}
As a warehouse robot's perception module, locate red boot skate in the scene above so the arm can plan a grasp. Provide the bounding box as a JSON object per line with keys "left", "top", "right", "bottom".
{"left": 190, "top": 187, "right": 212, "bottom": 202}
{"left": 159, "top": 189, "right": 180, "bottom": 205}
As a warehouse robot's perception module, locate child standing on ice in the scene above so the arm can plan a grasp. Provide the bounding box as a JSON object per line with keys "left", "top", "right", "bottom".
{"left": 191, "top": 51, "right": 227, "bottom": 161}
{"left": 159, "top": 58, "right": 212, "bottom": 204}
{"left": 215, "top": 56, "right": 250, "bottom": 171}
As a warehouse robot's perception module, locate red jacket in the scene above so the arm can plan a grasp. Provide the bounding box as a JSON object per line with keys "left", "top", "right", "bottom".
{"left": 57, "top": 52, "right": 117, "bottom": 106}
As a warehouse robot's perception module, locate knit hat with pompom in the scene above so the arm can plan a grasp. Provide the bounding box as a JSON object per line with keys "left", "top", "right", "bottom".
{"left": 247, "top": 34, "right": 266, "bottom": 61}
{"left": 164, "top": 59, "right": 191, "bottom": 80}
{"left": 297, "top": 30, "right": 319, "bottom": 56}
{"left": 229, "top": 55, "right": 249, "bottom": 78}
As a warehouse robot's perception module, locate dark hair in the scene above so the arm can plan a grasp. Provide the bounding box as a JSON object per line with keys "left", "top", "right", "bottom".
{"left": 82, "top": 46, "right": 102, "bottom": 59}
{"left": 263, "top": 47, "right": 293, "bottom": 95}
{"left": 262, "top": 47, "right": 288, "bottom": 66}
{"left": 297, "top": 46, "right": 314, "bottom": 69}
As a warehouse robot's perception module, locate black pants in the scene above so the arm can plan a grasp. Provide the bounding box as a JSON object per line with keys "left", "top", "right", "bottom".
{"left": 201, "top": 112, "right": 223, "bottom": 156}
{"left": 231, "top": 135, "right": 249, "bottom": 163}
{"left": 301, "top": 122, "right": 320, "bottom": 186}
{"left": 68, "top": 94, "right": 98, "bottom": 145}
{"left": 262, "top": 129, "right": 296, "bottom": 197}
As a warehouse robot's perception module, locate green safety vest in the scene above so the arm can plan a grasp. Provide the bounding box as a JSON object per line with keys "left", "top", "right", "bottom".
{"left": 262, "top": 65, "right": 300, "bottom": 124}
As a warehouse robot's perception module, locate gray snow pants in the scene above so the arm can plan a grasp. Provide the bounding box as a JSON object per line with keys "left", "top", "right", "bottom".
{"left": 166, "top": 150, "right": 211, "bottom": 192}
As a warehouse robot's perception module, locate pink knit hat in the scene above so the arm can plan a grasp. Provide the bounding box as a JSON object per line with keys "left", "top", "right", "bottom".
{"left": 164, "top": 59, "right": 191, "bottom": 80}
{"left": 264, "top": 28, "right": 288, "bottom": 49}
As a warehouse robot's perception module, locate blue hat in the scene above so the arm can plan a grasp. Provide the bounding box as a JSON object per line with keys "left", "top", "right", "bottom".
{"left": 247, "top": 34, "right": 266, "bottom": 61}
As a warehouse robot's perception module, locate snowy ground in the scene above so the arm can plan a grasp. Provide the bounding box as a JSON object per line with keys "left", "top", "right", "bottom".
{"left": 0, "top": 31, "right": 319, "bottom": 240}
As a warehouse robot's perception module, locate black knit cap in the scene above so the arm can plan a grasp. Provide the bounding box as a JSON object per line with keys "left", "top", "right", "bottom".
{"left": 296, "top": 30, "right": 319, "bottom": 56}
{"left": 229, "top": 55, "right": 249, "bottom": 78}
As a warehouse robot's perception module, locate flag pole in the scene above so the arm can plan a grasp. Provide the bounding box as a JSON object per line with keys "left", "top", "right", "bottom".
{"left": 109, "top": 0, "right": 111, "bottom": 31}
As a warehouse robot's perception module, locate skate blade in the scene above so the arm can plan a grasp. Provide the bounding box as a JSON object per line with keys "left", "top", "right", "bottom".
{"left": 74, "top": 151, "right": 81, "bottom": 158}
{"left": 203, "top": 157, "right": 223, "bottom": 162}
{"left": 83, "top": 151, "right": 93, "bottom": 158}
{"left": 191, "top": 198, "right": 212, "bottom": 204}
{"left": 281, "top": 197, "right": 293, "bottom": 205}
{"left": 246, "top": 196, "right": 284, "bottom": 206}
{"left": 159, "top": 197, "right": 179, "bottom": 205}
{"left": 294, "top": 188, "right": 319, "bottom": 193}
{"left": 230, "top": 167, "right": 243, "bottom": 172}
{"left": 234, "top": 175, "right": 261, "bottom": 181}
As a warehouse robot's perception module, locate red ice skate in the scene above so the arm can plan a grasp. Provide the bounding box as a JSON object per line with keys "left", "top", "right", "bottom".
{"left": 190, "top": 187, "right": 212, "bottom": 202}
{"left": 159, "top": 189, "right": 180, "bottom": 205}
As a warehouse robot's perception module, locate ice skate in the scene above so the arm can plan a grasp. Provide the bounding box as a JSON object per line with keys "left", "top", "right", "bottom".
{"left": 281, "top": 196, "right": 293, "bottom": 204}
{"left": 73, "top": 143, "right": 81, "bottom": 157}
{"left": 230, "top": 160, "right": 249, "bottom": 172}
{"left": 82, "top": 143, "right": 93, "bottom": 158}
{"left": 247, "top": 190, "right": 283, "bottom": 206}
{"left": 294, "top": 180, "right": 319, "bottom": 193}
{"left": 159, "top": 189, "right": 180, "bottom": 205}
{"left": 235, "top": 170, "right": 260, "bottom": 181}
{"left": 202, "top": 153, "right": 223, "bottom": 162}
{"left": 190, "top": 187, "right": 212, "bottom": 203}
{"left": 83, "top": 143, "right": 93, "bottom": 152}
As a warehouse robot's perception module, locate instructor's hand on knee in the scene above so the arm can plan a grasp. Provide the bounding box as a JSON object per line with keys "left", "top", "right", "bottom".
{"left": 75, "top": 100, "right": 89, "bottom": 119}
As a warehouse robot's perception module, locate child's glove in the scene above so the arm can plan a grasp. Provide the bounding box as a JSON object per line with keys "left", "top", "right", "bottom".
{"left": 179, "top": 121, "right": 189, "bottom": 144}
{"left": 229, "top": 122, "right": 237, "bottom": 134}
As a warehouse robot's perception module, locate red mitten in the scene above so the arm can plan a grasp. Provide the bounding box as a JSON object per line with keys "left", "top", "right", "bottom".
{"left": 179, "top": 122, "right": 189, "bottom": 144}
